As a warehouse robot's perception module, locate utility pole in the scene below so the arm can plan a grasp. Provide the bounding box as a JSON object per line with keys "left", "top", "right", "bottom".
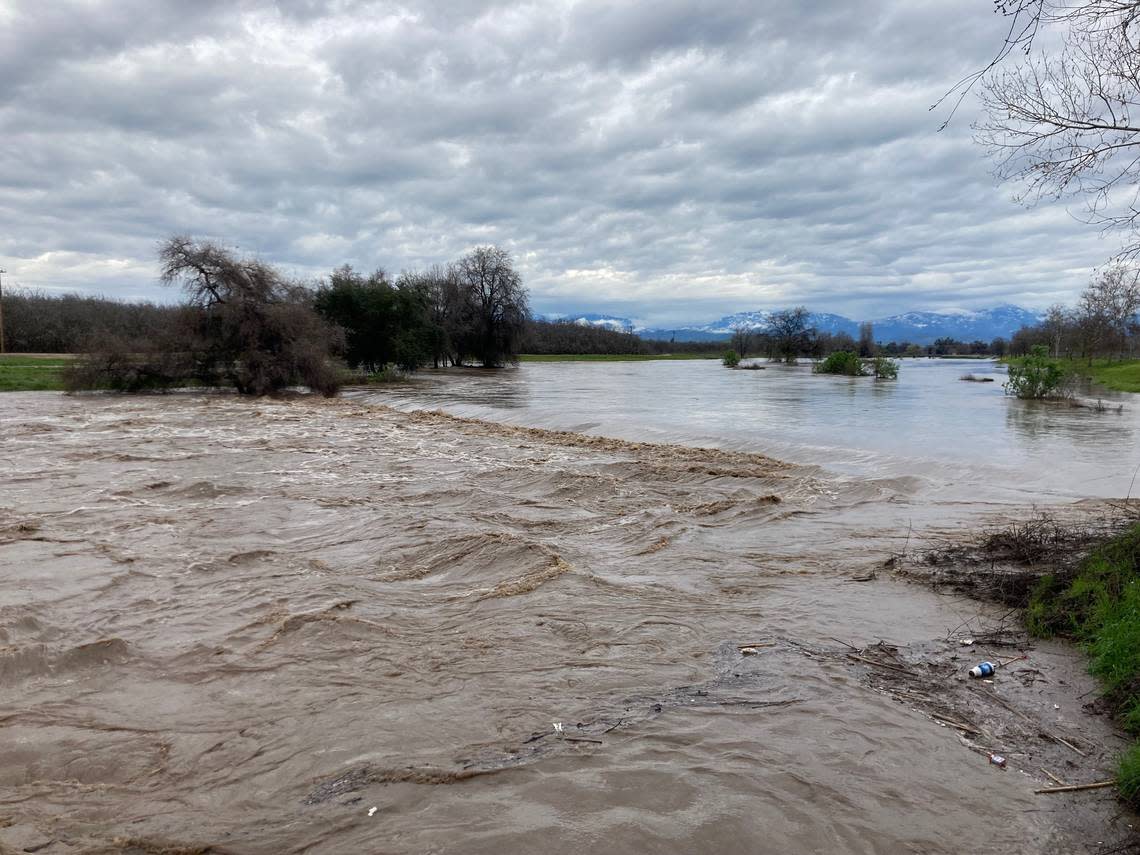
{"left": 0, "top": 269, "right": 6, "bottom": 355}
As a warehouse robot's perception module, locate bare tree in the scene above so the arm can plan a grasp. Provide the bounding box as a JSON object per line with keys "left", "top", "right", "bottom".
{"left": 420, "top": 264, "right": 465, "bottom": 368}
{"left": 730, "top": 323, "right": 753, "bottom": 359}
{"left": 453, "top": 246, "right": 529, "bottom": 367}
{"left": 972, "top": 1, "right": 1140, "bottom": 254}
{"left": 70, "top": 236, "right": 344, "bottom": 396}
{"left": 1042, "top": 303, "right": 1071, "bottom": 356}
{"left": 1009, "top": 264, "right": 1140, "bottom": 359}
{"left": 767, "top": 307, "right": 816, "bottom": 364}
{"left": 1080, "top": 263, "right": 1140, "bottom": 355}
{"left": 858, "top": 321, "right": 875, "bottom": 357}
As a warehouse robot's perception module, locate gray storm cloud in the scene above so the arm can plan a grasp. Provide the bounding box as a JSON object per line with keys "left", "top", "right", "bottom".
{"left": 0, "top": 0, "right": 1114, "bottom": 326}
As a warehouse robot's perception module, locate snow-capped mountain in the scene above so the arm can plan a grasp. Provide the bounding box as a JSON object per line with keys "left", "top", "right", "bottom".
{"left": 542, "top": 312, "right": 634, "bottom": 332}
{"left": 604, "top": 305, "right": 1043, "bottom": 344}
{"left": 871, "top": 305, "right": 1042, "bottom": 344}
{"left": 652, "top": 310, "right": 859, "bottom": 338}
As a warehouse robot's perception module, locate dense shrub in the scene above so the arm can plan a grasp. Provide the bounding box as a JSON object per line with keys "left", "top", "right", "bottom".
{"left": 722, "top": 349, "right": 740, "bottom": 368}
{"left": 1004, "top": 345, "right": 1070, "bottom": 398}
{"left": 870, "top": 356, "right": 899, "bottom": 379}
{"left": 315, "top": 266, "right": 433, "bottom": 372}
{"left": 66, "top": 237, "right": 344, "bottom": 397}
{"left": 814, "top": 350, "right": 865, "bottom": 376}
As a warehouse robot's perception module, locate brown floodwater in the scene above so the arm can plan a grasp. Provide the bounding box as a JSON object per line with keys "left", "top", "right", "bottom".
{"left": 0, "top": 390, "right": 1134, "bottom": 854}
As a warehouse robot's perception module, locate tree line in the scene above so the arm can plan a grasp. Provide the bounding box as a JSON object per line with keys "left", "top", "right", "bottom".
{"left": 5, "top": 277, "right": 1038, "bottom": 382}
{"left": 315, "top": 245, "right": 528, "bottom": 372}
{"left": 1008, "top": 265, "right": 1140, "bottom": 360}
{"left": 0, "top": 290, "right": 179, "bottom": 354}
{"left": 721, "top": 308, "right": 1009, "bottom": 362}
{"left": 56, "top": 237, "right": 532, "bottom": 395}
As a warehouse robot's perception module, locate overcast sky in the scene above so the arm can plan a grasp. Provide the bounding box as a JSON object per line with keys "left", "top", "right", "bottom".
{"left": 0, "top": 0, "right": 1117, "bottom": 326}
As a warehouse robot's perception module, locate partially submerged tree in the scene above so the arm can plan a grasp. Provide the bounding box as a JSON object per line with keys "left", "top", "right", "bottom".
{"left": 814, "top": 350, "right": 865, "bottom": 376}
{"left": 730, "top": 324, "right": 753, "bottom": 358}
{"left": 417, "top": 264, "right": 463, "bottom": 368}
{"left": 858, "top": 322, "right": 875, "bottom": 358}
{"left": 68, "top": 237, "right": 343, "bottom": 396}
{"left": 452, "top": 246, "right": 529, "bottom": 367}
{"left": 159, "top": 237, "right": 343, "bottom": 395}
{"left": 315, "top": 266, "right": 433, "bottom": 373}
{"left": 767, "top": 307, "right": 816, "bottom": 363}
{"left": 1005, "top": 344, "right": 1072, "bottom": 398}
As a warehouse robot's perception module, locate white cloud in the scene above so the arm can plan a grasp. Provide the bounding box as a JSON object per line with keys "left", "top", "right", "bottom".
{"left": 0, "top": 0, "right": 1118, "bottom": 324}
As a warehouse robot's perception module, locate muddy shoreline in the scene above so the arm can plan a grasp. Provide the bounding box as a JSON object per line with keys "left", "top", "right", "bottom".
{"left": 1, "top": 393, "right": 1136, "bottom": 853}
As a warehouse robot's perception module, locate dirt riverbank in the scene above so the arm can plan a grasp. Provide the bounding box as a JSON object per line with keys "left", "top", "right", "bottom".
{"left": 0, "top": 393, "right": 1135, "bottom": 854}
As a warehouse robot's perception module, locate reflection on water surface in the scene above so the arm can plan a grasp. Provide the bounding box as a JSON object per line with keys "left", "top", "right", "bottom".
{"left": 350, "top": 358, "right": 1138, "bottom": 502}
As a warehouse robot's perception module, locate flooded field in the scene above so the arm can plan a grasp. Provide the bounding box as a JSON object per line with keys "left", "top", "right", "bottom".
{"left": 1, "top": 378, "right": 1136, "bottom": 853}
{"left": 353, "top": 358, "right": 1139, "bottom": 504}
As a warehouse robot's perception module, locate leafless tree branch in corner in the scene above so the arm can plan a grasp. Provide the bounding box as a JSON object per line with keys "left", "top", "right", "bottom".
{"left": 951, "top": 2, "right": 1140, "bottom": 256}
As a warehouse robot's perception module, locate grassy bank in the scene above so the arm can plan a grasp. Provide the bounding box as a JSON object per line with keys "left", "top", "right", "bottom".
{"left": 0, "top": 355, "right": 71, "bottom": 391}
{"left": 1003, "top": 356, "right": 1140, "bottom": 393}
{"left": 1027, "top": 522, "right": 1140, "bottom": 803}
{"left": 1074, "top": 359, "right": 1140, "bottom": 394}
{"left": 518, "top": 353, "right": 719, "bottom": 362}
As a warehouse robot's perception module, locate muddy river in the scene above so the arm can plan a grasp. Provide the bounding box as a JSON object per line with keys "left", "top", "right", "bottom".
{"left": 1, "top": 366, "right": 1137, "bottom": 853}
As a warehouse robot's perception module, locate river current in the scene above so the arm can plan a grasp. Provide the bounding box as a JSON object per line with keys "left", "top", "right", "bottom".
{"left": 1, "top": 364, "right": 1137, "bottom": 853}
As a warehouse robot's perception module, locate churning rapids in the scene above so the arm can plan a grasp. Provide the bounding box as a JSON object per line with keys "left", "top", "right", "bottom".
{"left": 1, "top": 361, "right": 1137, "bottom": 854}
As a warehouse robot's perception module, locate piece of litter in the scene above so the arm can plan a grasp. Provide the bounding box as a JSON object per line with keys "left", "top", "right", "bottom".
{"left": 959, "top": 639, "right": 975, "bottom": 646}
{"left": 553, "top": 722, "right": 564, "bottom": 733}
{"left": 1054, "top": 704, "right": 1060, "bottom": 710}
{"left": 368, "top": 806, "right": 377, "bottom": 817}
{"left": 989, "top": 754, "right": 1007, "bottom": 768}
{"left": 740, "top": 647, "right": 759, "bottom": 656}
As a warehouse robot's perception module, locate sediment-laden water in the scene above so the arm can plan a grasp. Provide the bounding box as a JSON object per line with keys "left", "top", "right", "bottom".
{"left": 353, "top": 358, "right": 1139, "bottom": 503}
{"left": 0, "top": 382, "right": 1134, "bottom": 853}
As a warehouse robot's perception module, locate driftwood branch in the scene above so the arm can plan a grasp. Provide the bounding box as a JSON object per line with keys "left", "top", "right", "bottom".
{"left": 1035, "top": 779, "right": 1117, "bottom": 794}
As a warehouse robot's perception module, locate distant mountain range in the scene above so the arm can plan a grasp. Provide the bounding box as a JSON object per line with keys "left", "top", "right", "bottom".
{"left": 547, "top": 312, "right": 635, "bottom": 332}
{"left": 544, "top": 305, "right": 1043, "bottom": 345}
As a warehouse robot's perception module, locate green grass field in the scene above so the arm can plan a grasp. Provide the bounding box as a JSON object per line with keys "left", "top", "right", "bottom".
{"left": 518, "top": 353, "right": 719, "bottom": 362}
{"left": 1078, "top": 359, "right": 1140, "bottom": 393}
{"left": 0, "top": 355, "right": 71, "bottom": 391}
{"left": 1002, "top": 356, "right": 1140, "bottom": 394}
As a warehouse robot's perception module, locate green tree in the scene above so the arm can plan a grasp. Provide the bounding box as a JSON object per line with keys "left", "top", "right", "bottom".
{"left": 315, "top": 266, "right": 435, "bottom": 373}
{"left": 814, "top": 351, "right": 865, "bottom": 376}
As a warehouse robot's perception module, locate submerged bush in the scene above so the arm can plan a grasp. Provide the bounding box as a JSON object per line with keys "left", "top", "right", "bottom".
{"left": 67, "top": 237, "right": 344, "bottom": 397}
{"left": 722, "top": 349, "right": 740, "bottom": 368}
{"left": 1004, "top": 345, "right": 1070, "bottom": 399}
{"left": 870, "top": 356, "right": 899, "bottom": 380}
{"left": 63, "top": 334, "right": 188, "bottom": 393}
{"left": 814, "top": 351, "right": 865, "bottom": 376}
